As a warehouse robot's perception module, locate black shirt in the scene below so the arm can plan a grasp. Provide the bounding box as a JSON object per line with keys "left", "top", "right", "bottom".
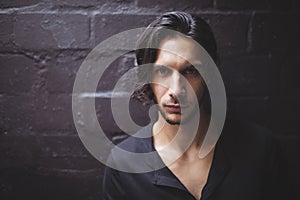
{"left": 102, "top": 119, "right": 290, "bottom": 200}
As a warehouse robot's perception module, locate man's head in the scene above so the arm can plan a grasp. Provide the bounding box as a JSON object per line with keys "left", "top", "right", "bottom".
{"left": 133, "top": 11, "right": 218, "bottom": 124}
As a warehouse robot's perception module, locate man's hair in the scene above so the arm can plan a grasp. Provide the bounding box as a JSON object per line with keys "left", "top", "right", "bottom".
{"left": 132, "top": 11, "right": 219, "bottom": 113}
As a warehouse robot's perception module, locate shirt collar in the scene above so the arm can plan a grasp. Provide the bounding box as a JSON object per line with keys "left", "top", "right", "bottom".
{"left": 148, "top": 126, "right": 231, "bottom": 200}
{"left": 201, "top": 140, "right": 231, "bottom": 200}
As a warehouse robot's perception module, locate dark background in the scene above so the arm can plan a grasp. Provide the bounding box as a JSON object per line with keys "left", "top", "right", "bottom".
{"left": 0, "top": 0, "right": 299, "bottom": 199}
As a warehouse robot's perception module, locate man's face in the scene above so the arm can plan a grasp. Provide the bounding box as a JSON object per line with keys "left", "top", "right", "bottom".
{"left": 151, "top": 36, "right": 205, "bottom": 125}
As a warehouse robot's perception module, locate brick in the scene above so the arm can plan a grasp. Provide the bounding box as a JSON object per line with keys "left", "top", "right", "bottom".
{"left": 33, "top": 94, "right": 74, "bottom": 131}
{"left": 97, "top": 53, "right": 135, "bottom": 91}
{"left": 95, "top": 98, "right": 123, "bottom": 136}
{"left": 74, "top": 52, "right": 151, "bottom": 141}
{"left": 267, "top": 0, "right": 298, "bottom": 10}
{"left": 215, "top": 0, "right": 298, "bottom": 11}
{"left": 14, "top": 14, "right": 90, "bottom": 50}
{"left": 43, "top": 0, "right": 104, "bottom": 8}
{"left": 0, "top": 14, "right": 14, "bottom": 52}
{"left": 279, "top": 52, "right": 300, "bottom": 95}
{"left": 0, "top": 134, "right": 102, "bottom": 172}
{"left": 35, "top": 165, "right": 104, "bottom": 179}
{"left": 199, "top": 14, "right": 250, "bottom": 56}
{"left": 43, "top": 0, "right": 133, "bottom": 8}
{"left": 0, "top": 95, "right": 35, "bottom": 134}
{"left": 280, "top": 137, "right": 300, "bottom": 197}
{"left": 94, "top": 13, "right": 250, "bottom": 56}
{"left": 219, "top": 55, "right": 281, "bottom": 96}
{"left": 37, "top": 157, "right": 101, "bottom": 170}
{"left": 267, "top": 95, "right": 300, "bottom": 134}
{"left": 250, "top": 13, "right": 300, "bottom": 53}
{"left": 136, "top": 0, "right": 213, "bottom": 10}
{"left": 215, "top": 0, "right": 268, "bottom": 10}
{"left": 71, "top": 51, "right": 151, "bottom": 139}
{"left": 47, "top": 52, "right": 136, "bottom": 94}
{"left": 0, "top": 135, "right": 39, "bottom": 169}
{"left": 0, "top": 54, "right": 36, "bottom": 94}
{"left": 227, "top": 97, "right": 269, "bottom": 126}
{"left": 227, "top": 94, "right": 300, "bottom": 149}
{"left": 0, "top": 0, "right": 41, "bottom": 8}
{"left": 129, "top": 98, "right": 152, "bottom": 127}
{"left": 95, "top": 96, "right": 151, "bottom": 139}
{"left": 36, "top": 135, "right": 91, "bottom": 158}
{"left": 0, "top": 168, "right": 103, "bottom": 200}
{"left": 94, "top": 14, "right": 157, "bottom": 45}
{"left": 45, "top": 50, "right": 88, "bottom": 93}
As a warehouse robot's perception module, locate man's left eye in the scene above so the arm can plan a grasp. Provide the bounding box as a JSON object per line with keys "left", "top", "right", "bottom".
{"left": 184, "top": 68, "right": 199, "bottom": 75}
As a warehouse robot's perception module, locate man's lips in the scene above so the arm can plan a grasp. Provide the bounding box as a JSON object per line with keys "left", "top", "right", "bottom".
{"left": 164, "top": 104, "right": 188, "bottom": 113}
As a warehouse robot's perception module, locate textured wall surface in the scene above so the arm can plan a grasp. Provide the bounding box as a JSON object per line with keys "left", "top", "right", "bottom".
{"left": 0, "top": 0, "right": 299, "bottom": 199}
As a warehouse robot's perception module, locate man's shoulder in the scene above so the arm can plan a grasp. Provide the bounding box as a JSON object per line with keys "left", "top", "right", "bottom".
{"left": 116, "top": 123, "right": 153, "bottom": 153}
{"left": 107, "top": 123, "right": 161, "bottom": 173}
{"left": 220, "top": 118, "right": 278, "bottom": 158}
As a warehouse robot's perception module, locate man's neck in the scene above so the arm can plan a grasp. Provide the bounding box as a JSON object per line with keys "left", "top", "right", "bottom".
{"left": 152, "top": 106, "right": 211, "bottom": 164}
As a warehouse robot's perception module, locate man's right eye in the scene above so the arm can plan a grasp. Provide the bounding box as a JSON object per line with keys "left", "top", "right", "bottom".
{"left": 155, "top": 66, "right": 171, "bottom": 76}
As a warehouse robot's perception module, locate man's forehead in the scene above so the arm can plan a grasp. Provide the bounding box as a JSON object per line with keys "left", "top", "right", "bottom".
{"left": 154, "top": 51, "right": 202, "bottom": 70}
{"left": 157, "top": 36, "right": 202, "bottom": 64}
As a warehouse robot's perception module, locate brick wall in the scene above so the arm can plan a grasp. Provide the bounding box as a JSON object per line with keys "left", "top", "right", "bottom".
{"left": 1, "top": 0, "right": 299, "bottom": 199}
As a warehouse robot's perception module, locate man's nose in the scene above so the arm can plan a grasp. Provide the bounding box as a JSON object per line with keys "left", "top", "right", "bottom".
{"left": 168, "top": 72, "right": 186, "bottom": 98}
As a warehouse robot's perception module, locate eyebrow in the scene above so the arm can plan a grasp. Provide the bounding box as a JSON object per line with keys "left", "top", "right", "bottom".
{"left": 188, "top": 64, "right": 203, "bottom": 69}
{"left": 179, "top": 64, "right": 203, "bottom": 73}
{"left": 152, "top": 64, "right": 168, "bottom": 68}
{"left": 153, "top": 63, "right": 203, "bottom": 69}
{"left": 151, "top": 64, "right": 203, "bottom": 76}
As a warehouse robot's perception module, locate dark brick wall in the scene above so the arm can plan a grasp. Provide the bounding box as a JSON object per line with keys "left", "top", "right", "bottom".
{"left": 0, "top": 0, "right": 299, "bottom": 199}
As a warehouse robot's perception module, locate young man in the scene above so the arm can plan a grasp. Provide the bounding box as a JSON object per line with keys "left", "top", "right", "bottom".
{"left": 102, "top": 11, "right": 288, "bottom": 200}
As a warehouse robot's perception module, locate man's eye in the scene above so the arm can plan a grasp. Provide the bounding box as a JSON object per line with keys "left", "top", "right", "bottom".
{"left": 156, "top": 67, "right": 170, "bottom": 76}
{"left": 184, "top": 68, "right": 199, "bottom": 75}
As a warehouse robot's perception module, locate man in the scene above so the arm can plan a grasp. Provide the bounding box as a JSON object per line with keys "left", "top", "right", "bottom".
{"left": 102, "top": 11, "right": 289, "bottom": 200}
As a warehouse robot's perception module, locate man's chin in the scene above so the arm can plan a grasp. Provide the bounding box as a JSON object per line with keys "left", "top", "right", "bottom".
{"left": 164, "top": 112, "right": 196, "bottom": 125}
{"left": 160, "top": 110, "right": 181, "bottom": 125}
{"left": 159, "top": 107, "right": 192, "bottom": 125}
{"left": 165, "top": 118, "right": 181, "bottom": 125}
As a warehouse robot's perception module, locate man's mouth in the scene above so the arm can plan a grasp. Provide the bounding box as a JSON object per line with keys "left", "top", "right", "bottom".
{"left": 164, "top": 104, "right": 188, "bottom": 113}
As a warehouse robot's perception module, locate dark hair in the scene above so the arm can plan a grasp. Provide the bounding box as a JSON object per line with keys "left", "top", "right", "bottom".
{"left": 133, "top": 11, "right": 219, "bottom": 113}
